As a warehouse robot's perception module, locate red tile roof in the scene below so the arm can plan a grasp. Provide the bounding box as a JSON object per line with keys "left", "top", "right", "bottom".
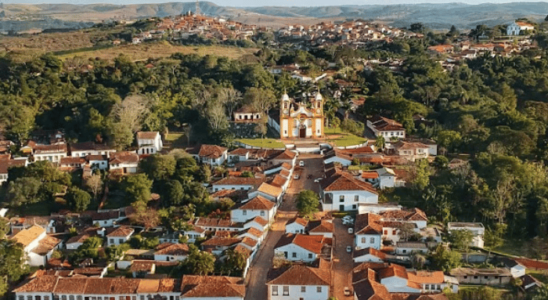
{"left": 380, "top": 208, "right": 427, "bottom": 222}
{"left": 275, "top": 233, "right": 326, "bottom": 254}
{"left": 378, "top": 264, "right": 408, "bottom": 279}
{"left": 321, "top": 170, "right": 378, "bottom": 194}
{"left": 136, "top": 132, "right": 159, "bottom": 140}
{"left": 154, "top": 243, "right": 189, "bottom": 256}
{"left": 234, "top": 196, "right": 275, "bottom": 210}
{"left": 407, "top": 270, "right": 445, "bottom": 284}
{"left": 197, "top": 145, "right": 228, "bottom": 159}
{"left": 353, "top": 247, "right": 387, "bottom": 260}
{"left": 309, "top": 220, "right": 334, "bottom": 233}
{"left": 355, "top": 213, "right": 383, "bottom": 235}
{"left": 180, "top": 275, "right": 245, "bottom": 298}
{"left": 267, "top": 264, "right": 331, "bottom": 286}
{"left": 213, "top": 176, "right": 264, "bottom": 187}
{"left": 250, "top": 216, "right": 268, "bottom": 227}
{"left": 106, "top": 226, "right": 134, "bottom": 237}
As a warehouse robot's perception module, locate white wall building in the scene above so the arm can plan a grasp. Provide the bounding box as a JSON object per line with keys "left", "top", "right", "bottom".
{"left": 447, "top": 222, "right": 485, "bottom": 248}
{"left": 106, "top": 226, "right": 134, "bottom": 246}
{"left": 230, "top": 196, "right": 276, "bottom": 223}
{"left": 320, "top": 169, "right": 379, "bottom": 212}
{"left": 136, "top": 131, "right": 163, "bottom": 155}
{"left": 267, "top": 264, "right": 330, "bottom": 300}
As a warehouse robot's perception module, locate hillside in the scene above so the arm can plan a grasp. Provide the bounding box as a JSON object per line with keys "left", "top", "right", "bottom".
{"left": 1, "top": 1, "right": 547, "bottom": 31}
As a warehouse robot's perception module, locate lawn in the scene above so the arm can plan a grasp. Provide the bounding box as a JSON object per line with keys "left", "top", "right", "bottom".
{"left": 492, "top": 239, "right": 527, "bottom": 257}
{"left": 165, "top": 132, "right": 188, "bottom": 148}
{"left": 527, "top": 269, "right": 548, "bottom": 284}
{"left": 324, "top": 127, "right": 367, "bottom": 147}
{"left": 56, "top": 42, "right": 259, "bottom": 62}
{"left": 236, "top": 138, "right": 285, "bottom": 149}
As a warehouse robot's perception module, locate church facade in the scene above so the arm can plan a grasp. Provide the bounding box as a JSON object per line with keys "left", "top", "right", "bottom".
{"left": 279, "top": 92, "right": 324, "bottom": 139}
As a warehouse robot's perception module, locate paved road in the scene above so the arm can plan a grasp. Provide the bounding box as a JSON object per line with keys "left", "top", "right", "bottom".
{"left": 332, "top": 218, "right": 355, "bottom": 299}
{"left": 244, "top": 154, "right": 324, "bottom": 300}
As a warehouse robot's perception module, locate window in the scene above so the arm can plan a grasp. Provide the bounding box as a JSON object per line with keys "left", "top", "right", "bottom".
{"left": 361, "top": 237, "right": 365, "bottom": 243}
{"left": 402, "top": 250, "right": 407, "bottom": 254}
{"left": 69, "top": 296, "right": 74, "bottom": 300}
{"left": 317, "top": 286, "right": 322, "bottom": 293}
{"left": 119, "top": 239, "right": 123, "bottom": 243}
{"left": 370, "top": 237, "right": 375, "bottom": 244}
{"left": 301, "top": 286, "right": 306, "bottom": 292}
{"left": 260, "top": 211, "right": 265, "bottom": 216}
{"left": 308, "top": 253, "right": 313, "bottom": 259}
{"left": 243, "top": 210, "right": 247, "bottom": 216}
{"left": 425, "top": 284, "right": 430, "bottom": 290}
{"left": 77, "top": 296, "right": 82, "bottom": 300}
{"left": 36, "top": 297, "right": 41, "bottom": 300}
{"left": 272, "top": 286, "right": 278, "bottom": 296}
{"left": 473, "top": 276, "right": 478, "bottom": 279}
{"left": 339, "top": 195, "right": 344, "bottom": 202}
{"left": 383, "top": 230, "right": 388, "bottom": 235}
{"left": 44, "top": 297, "right": 50, "bottom": 300}
{"left": 283, "top": 286, "right": 289, "bottom": 296}
{"left": 484, "top": 276, "right": 488, "bottom": 279}
{"left": 392, "top": 230, "right": 396, "bottom": 235}
{"left": 352, "top": 204, "right": 357, "bottom": 210}
{"left": 141, "top": 296, "right": 145, "bottom": 300}
{"left": 464, "top": 276, "right": 468, "bottom": 279}
{"left": 62, "top": 296, "right": 67, "bottom": 300}
{"left": 292, "top": 252, "right": 297, "bottom": 258}
{"left": 110, "top": 239, "right": 114, "bottom": 244}
{"left": 19, "top": 296, "right": 24, "bottom": 300}
{"left": 494, "top": 276, "right": 499, "bottom": 279}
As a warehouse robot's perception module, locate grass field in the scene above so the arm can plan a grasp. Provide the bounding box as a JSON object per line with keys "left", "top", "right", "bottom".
{"left": 236, "top": 138, "right": 285, "bottom": 149}
{"left": 324, "top": 127, "right": 367, "bottom": 147}
{"left": 56, "top": 42, "right": 259, "bottom": 62}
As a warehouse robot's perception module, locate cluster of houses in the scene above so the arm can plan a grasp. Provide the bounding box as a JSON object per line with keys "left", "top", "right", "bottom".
{"left": 276, "top": 20, "right": 423, "bottom": 49}
{"left": 131, "top": 13, "right": 266, "bottom": 45}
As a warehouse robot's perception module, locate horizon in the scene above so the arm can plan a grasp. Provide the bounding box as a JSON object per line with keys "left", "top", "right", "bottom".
{"left": 3, "top": 0, "right": 548, "bottom": 7}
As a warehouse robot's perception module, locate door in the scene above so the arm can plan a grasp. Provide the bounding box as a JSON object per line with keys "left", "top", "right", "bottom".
{"left": 299, "top": 127, "right": 306, "bottom": 138}
{"left": 340, "top": 205, "right": 345, "bottom": 211}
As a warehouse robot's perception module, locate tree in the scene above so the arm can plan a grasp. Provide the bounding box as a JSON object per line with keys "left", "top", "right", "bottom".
{"left": 0, "top": 239, "right": 29, "bottom": 297}
{"left": 447, "top": 229, "right": 474, "bottom": 262}
{"left": 130, "top": 201, "right": 160, "bottom": 230}
{"left": 433, "top": 155, "right": 449, "bottom": 170}
{"left": 436, "top": 130, "right": 462, "bottom": 153}
{"left": 244, "top": 87, "right": 277, "bottom": 115}
{"left": 296, "top": 190, "right": 319, "bottom": 216}
{"left": 182, "top": 245, "right": 215, "bottom": 275}
{"left": 111, "top": 94, "right": 150, "bottom": 133}
{"left": 121, "top": 174, "right": 153, "bottom": 203}
{"left": 85, "top": 174, "right": 103, "bottom": 200}
{"left": 66, "top": 187, "right": 92, "bottom": 212}
{"left": 448, "top": 25, "right": 460, "bottom": 37}
{"left": 139, "top": 154, "right": 176, "bottom": 181}
{"left": 164, "top": 180, "right": 184, "bottom": 206}
{"left": 409, "top": 23, "right": 426, "bottom": 33}
{"left": 6, "top": 177, "right": 41, "bottom": 207}
{"left": 411, "top": 253, "right": 426, "bottom": 270}
{"left": 223, "top": 249, "right": 247, "bottom": 275}
{"left": 411, "top": 159, "right": 430, "bottom": 191}
{"left": 241, "top": 171, "right": 254, "bottom": 178}
{"left": 430, "top": 244, "right": 462, "bottom": 272}
{"left": 218, "top": 88, "right": 242, "bottom": 118}
{"left": 375, "top": 135, "right": 385, "bottom": 150}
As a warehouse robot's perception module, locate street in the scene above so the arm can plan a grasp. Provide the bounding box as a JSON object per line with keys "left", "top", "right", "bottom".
{"left": 332, "top": 218, "right": 355, "bottom": 299}
{"left": 244, "top": 153, "right": 324, "bottom": 300}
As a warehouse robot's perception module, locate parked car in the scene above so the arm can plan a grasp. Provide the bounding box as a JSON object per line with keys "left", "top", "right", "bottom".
{"left": 314, "top": 178, "right": 323, "bottom": 183}
{"left": 342, "top": 216, "right": 354, "bottom": 225}
{"left": 348, "top": 227, "right": 353, "bottom": 234}
{"left": 299, "top": 161, "right": 305, "bottom": 167}
{"left": 293, "top": 174, "right": 300, "bottom": 180}
{"left": 346, "top": 246, "right": 352, "bottom": 253}
{"left": 344, "top": 287, "right": 351, "bottom": 296}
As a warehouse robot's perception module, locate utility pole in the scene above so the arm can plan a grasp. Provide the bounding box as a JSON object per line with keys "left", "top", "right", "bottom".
{"left": 195, "top": 0, "right": 200, "bottom": 16}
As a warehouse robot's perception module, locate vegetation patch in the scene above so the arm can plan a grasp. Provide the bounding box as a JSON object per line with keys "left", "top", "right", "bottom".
{"left": 235, "top": 138, "right": 285, "bottom": 149}
{"left": 324, "top": 128, "right": 367, "bottom": 147}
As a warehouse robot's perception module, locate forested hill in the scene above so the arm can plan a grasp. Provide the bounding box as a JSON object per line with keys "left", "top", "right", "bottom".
{"left": 1, "top": 1, "right": 548, "bottom": 31}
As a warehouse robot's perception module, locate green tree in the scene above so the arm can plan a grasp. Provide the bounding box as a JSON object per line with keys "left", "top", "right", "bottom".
{"left": 375, "top": 135, "right": 385, "bottom": 150}
{"left": 223, "top": 249, "right": 247, "bottom": 275}
{"left": 296, "top": 190, "right": 319, "bottom": 216}
{"left": 66, "top": 187, "right": 91, "bottom": 212}
{"left": 164, "top": 180, "right": 184, "bottom": 206}
{"left": 0, "top": 239, "right": 29, "bottom": 297}
{"left": 182, "top": 245, "right": 216, "bottom": 275}
{"left": 6, "top": 177, "right": 41, "bottom": 207}
{"left": 447, "top": 229, "right": 474, "bottom": 262}
{"left": 121, "top": 174, "right": 153, "bottom": 203}
{"left": 436, "top": 130, "right": 462, "bottom": 153}
{"left": 412, "top": 159, "right": 430, "bottom": 191}
{"left": 241, "top": 171, "right": 254, "bottom": 178}
{"left": 140, "top": 154, "right": 176, "bottom": 182}
{"left": 430, "top": 244, "right": 462, "bottom": 272}
{"left": 409, "top": 23, "right": 427, "bottom": 33}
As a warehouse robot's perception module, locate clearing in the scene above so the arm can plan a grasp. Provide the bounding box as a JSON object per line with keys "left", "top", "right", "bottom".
{"left": 236, "top": 138, "right": 286, "bottom": 149}
{"left": 324, "top": 127, "right": 367, "bottom": 147}
{"left": 56, "top": 42, "right": 259, "bottom": 62}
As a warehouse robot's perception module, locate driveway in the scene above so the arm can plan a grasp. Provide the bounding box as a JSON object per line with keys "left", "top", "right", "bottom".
{"left": 332, "top": 218, "right": 355, "bottom": 299}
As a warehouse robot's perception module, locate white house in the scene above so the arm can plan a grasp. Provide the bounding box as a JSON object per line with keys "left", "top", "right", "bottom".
{"left": 274, "top": 234, "right": 329, "bottom": 263}
{"left": 243, "top": 216, "right": 269, "bottom": 232}
{"left": 308, "top": 220, "right": 334, "bottom": 239}
{"left": 136, "top": 131, "right": 163, "bottom": 155}
{"left": 0, "top": 159, "right": 27, "bottom": 184}
{"left": 33, "top": 144, "right": 68, "bottom": 163}
{"left": 66, "top": 233, "right": 93, "bottom": 250}
{"left": 250, "top": 182, "right": 284, "bottom": 205}
{"left": 389, "top": 141, "right": 429, "bottom": 162}
{"left": 106, "top": 226, "right": 134, "bottom": 246}
{"left": 500, "top": 258, "right": 527, "bottom": 278}
{"left": 70, "top": 142, "right": 116, "bottom": 157}
{"left": 154, "top": 243, "right": 189, "bottom": 262}
{"left": 320, "top": 168, "right": 379, "bottom": 212}
{"left": 211, "top": 177, "right": 264, "bottom": 192}
{"left": 353, "top": 247, "right": 387, "bottom": 263}
{"left": 361, "top": 167, "right": 406, "bottom": 189}
{"left": 394, "top": 242, "right": 430, "bottom": 255}
{"left": 354, "top": 213, "right": 383, "bottom": 250}
{"left": 13, "top": 275, "right": 245, "bottom": 300}
{"left": 230, "top": 195, "right": 276, "bottom": 223}
{"left": 447, "top": 222, "right": 485, "bottom": 248}
{"left": 187, "top": 144, "right": 228, "bottom": 166}
{"left": 108, "top": 152, "right": 140, "bottom": 174}
{"left": 87, "top": 208, "right": 128, "bottom": 227}
{"left": 285, "top": 217, "right": 308, "bottom": 234}
{"left": 182, "top": 225, "right": 206, "bottom": 243}
{"left": 266, "top": 263, "right": 331, "bottom": 300}
{"left": 10, "top": 225, "right": 62, "bottom": 267}
{"left": 87, "top": 155, "right": 109, "bottom": 170}
{"left": 367, "top": 116, "right": 406, "bottom": 139}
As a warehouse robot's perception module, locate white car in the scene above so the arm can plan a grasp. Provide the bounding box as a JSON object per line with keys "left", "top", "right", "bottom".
{"left": 346, "top": 246, "right": 352, "bottom": 253}
{"left": 342, "top": 216, "right": 354, "bottom": 225}
{"left": 314, "top": 178, "right": 323, "bottom": 183}
{"left": 344, "top": 287, "right": 351, "bottom": 296}
{"left": 348, "top": 227, "right": 353, "bottom": 234}
{"left": 293, "top": 174, "right": 300, "bottom": 180}
{"left": 299, "top": 161, "right": 305, "bottom": 167}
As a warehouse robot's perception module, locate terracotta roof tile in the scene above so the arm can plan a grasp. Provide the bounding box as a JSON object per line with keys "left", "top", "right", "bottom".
{"left": 130, "top": 261, "right": 155, "bottom": 273}
{"left": 258, "top": 182, "right": 283, "bottom": 197}
{"left": 321, "top": 170, "right": 378, "bottom": 194}
{"left": 233, "top": 196, "right": 275, "bottom": 210}
{"left": 275, "top": 233, "right": 326, "bottom": 254}
{"left": 353, "top": 247, "right": 387, "bottom": 260}
{"left": 180, "top": 275, "right": 245, "bottom": 298}
{"left": 378, "top": 264, "right": 408, "bottom": 279}
{"left": 14, "top": 275, "right": 59, "bottom": 293}
{"left": 407, "top": 271, "right": 444, "bottom": 284}
{"left": 273, "top": 150, "right": 297, "bottom": 160}
{"left": 154, "top": 243, "right": 189, "bottom": 256}
{"left": 201, "top": 237, "right": 241, "bottom": 247}
{"left": 267, "top": 264, "right": 331, "bottom": 286}
{"left": 106, "top": 226, "right": 134, "bottom": 237}
{"left": 380, "top": 208, "right": 427, "bottom": 221}
{"left": 11, "top": 225, "right": 45, "bottom": 247}
{"left": 197, "top": 145, "right": 228, "bottom": 159}
{"left": 355, "top": 213, "right": 383, "bottom": 235}
{"left": 213, "top": 176, "right": 264, "bottom": 187}
{"left": 249, "top": 216, "right": 268, "bottom": 226}
{"left": 54, "top": 277, "right": 88, "bottom": 294}
{"left": 136, "top": 132, "right": 159, "bottom": 140}
{"left": 309, "top": 220, "right": 334, "bottom": 233}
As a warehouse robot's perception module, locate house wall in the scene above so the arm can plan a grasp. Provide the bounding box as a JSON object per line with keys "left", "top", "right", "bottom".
{"left": 231, "top": 208, "right": 275, "bottom": 224}
{"left": 379, "top": 175, "right": 395, "bottom": 189}
{"left": 455, "top": 274, "right": 512, "bottom": 285}
{"left": 107, "top": 234, "right": 131, "bottom": 246}
{"left": 34, "top": 152, "right": 67, "bottom": 163}
{"left": 322, "top": 190, "right": 378, "bottom": 212}
{"left": 309, "top": 232, "right": 333, "bottom": 239}
{"left": 323, "top": 156, "right": 352, "bottom": 167}
{"left": 274, "top": 244, "right": 317, "bottom": 262}
{"left": 285, "top": 223, "right": 306, "bottom": 234}
{"left": 154, "top": 254, "right": 187, "bottom": 262}
{"left": 381, "top": 277, "right": 421, "bottom": 293}
{"left": 66, "top": 242, "right": 83, "bottom": 250}
{"left": 89, "top": 160, "right": 109, "bottom": 170}
{"left": 395, "top": 247, "right": 428, "bottom": 255}
{"left": 354, "top": 254, "right": 384, "bottom": 263}
{"left": 355, "top": 234, "right": 382, "bottom": 250}
{"left": 72, "top": 150, "right": 115, "bottom": 157}
{"left": 212, "top": 184, "right": 256, "bottom": 192}
{"left": 244, "top": 221, "right": 268, "bottom": 232}
{"left": 109, "top": 163, "right": 138, "bottom": 174}
{"left": 267, "top": 284, "right": 329, "bottom": 300}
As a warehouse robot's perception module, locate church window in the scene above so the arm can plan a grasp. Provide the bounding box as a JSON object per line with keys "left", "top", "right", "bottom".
{"left": 317, "top": 102, "right": 320, "bottom": 108}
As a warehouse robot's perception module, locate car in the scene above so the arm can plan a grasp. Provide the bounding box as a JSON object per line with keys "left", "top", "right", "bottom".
{"left": 348, "top": 227, "right": 353, "bottom": 234}
{"left": 314, "top": 178, "right": 323, "bottom": 183}
{"left": 299, "top": 161, "right": 305, "bottom": 167}
{"left": 344, "top": 287, "right": 351, "bottom": 296}
{"left": 293, "top": 174, "right": 300, "bottom": 180}
{"left": 346, "top": 246, "right": 352, "bottom": 253}
{"left": 342, "top": 216, "right": 354, "bottom": 225}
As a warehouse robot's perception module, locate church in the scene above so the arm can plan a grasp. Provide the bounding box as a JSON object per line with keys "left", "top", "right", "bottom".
{"left": 278, "top": 91, "right": 324, "bottom": 139}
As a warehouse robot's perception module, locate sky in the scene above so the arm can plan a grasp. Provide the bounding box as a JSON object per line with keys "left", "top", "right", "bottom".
{"left": 2, "top": 0, "right": 547, "bottom": 6}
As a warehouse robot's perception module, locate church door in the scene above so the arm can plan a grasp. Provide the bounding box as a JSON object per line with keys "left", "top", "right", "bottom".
{"left": 299, "top": 127, "right": 306, "bottom": 138}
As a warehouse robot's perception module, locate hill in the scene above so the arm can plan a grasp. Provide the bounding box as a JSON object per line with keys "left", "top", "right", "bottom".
{"left": 0, "top": 1, "right": 547, "bottom": 31}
